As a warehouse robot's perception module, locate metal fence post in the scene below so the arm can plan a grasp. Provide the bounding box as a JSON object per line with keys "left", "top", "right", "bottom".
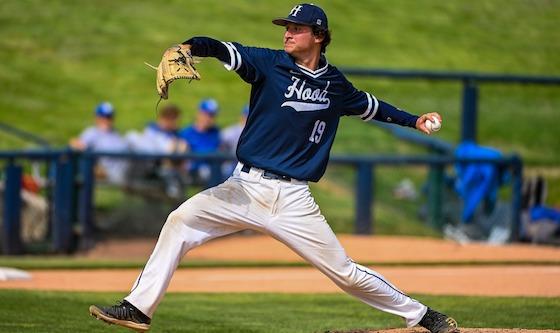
{"left": 510, "top": 156, "right": 523, "bottom": 241}
{"left": 2, "top": 163, "right": 23, "bottom": 254}
{"left": 78, "top": 153, "right": 95, "bottom": 250}
{"left": 355, "top": 162, "right": 374, "bottom": 234}
{"left": 52, "top": 152, "right": 75, "bottom": 253}
{"left": 461, "top": 79, "right": 479, "bottom": 143}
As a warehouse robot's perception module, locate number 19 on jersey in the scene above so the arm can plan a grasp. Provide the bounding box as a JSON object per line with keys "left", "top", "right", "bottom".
{"left": 309, "top": 120, "right": 326, "bottom": 144}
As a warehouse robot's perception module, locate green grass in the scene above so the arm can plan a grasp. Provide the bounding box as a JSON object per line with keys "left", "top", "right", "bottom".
{"left": 0, "top": 290, "right": 558, "bottom": 332}
{"left": 1, "top": 0, "right": 559, "bottom": 234}
{"left": 1, "top": 0, "right": 558, "bottom": 154}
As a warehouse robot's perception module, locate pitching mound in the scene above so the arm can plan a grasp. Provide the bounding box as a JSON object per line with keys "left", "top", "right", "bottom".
{"left": 326, "top": 328, "right": 559, "bottom": 333}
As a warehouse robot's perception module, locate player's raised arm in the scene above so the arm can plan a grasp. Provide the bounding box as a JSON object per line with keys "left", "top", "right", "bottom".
{"left": 183, "top": 37, "right": 273, "bottom": 84}
{"left": 182, "top": 37, "right": 232, "bottom": 64}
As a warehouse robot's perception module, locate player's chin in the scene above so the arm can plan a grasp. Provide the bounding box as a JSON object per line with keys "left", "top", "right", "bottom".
{"left": 284, "top": 44, "right": 295, "bottom": 54}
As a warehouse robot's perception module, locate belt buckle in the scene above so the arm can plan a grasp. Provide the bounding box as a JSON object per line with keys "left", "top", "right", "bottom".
{"left": 263, "top": 171, "right": 291, "bottom": 182}
{"left": 279, "top": 174, "right": 291, "bottom": 182}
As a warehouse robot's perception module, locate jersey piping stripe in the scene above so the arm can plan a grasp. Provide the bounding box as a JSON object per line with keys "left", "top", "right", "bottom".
{"left": 296, "top": 61, "right": 328, "bottom": 78}
{"left": 296, "top": 66, "right": 328, "bottom": 78}
{"left": 350, "top": 260, "right": 411, "bottom": 298}
{"left": 361, "top": 92, "right": 379, "bottom": 121}
{"left": 226, "top": 42, "right": 242, "bottom": 71}
{"left": 129, "top": 267, "right": 145, "bottom": 294}
{"left": 365, "top": 94, "right": 379, "bottom": 121}
{"left": 359, "top": 92, "right": 373, "bottom": 119}
{"left": 221, "top": 41, "right": 237, "bottom": 71}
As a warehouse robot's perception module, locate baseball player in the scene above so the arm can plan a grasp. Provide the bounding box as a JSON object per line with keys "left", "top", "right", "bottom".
{"left": 89, "top": 4, "right": 455, "bottom": 333}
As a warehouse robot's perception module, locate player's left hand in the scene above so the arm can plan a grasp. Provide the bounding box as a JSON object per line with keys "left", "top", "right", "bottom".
{"left": 146, "top": 44, "right": 201, "bottom": 100}
{"left": 416, "top": 112, "right": 442, "bottom": 135}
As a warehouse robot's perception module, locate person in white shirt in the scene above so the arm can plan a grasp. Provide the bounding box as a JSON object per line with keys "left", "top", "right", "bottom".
{"left": 220, "top": 104, "right": 249, "bottom": 175}
{"left": 70, "top": 102, "right": 129, "bottom": 184}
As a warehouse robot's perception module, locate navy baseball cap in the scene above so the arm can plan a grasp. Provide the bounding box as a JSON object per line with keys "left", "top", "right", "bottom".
{"left": 199, "top": 98, "right": 219, "bottom": 116}
{"left": 272, "top": 3, "right": 328, "bottom": 30}
{"left": 95, "top": 102, "right": 115, "bottom": 118}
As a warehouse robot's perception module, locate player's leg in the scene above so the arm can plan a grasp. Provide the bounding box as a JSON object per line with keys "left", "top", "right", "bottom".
{"left": 89, "top": 178, "right": 253, "bottom": 330}
{"left": 267, "top": 183, "right": 457, "bottom": 332}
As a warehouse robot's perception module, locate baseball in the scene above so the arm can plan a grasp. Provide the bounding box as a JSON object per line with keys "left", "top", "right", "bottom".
{"left": 425, "top": 117, "right": 441, "bottom": 132}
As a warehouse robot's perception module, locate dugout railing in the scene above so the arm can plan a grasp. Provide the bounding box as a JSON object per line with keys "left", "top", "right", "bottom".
{"left": 340, "top": 67, "right": 560, "bottom": 144}
{"left": 0, "top": 149, "right": 522, "bottom": 254}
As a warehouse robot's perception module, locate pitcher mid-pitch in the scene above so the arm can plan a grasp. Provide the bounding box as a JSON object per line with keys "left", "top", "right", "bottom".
{"left": 89, "top": 3, "right": 454, "bottom": 333}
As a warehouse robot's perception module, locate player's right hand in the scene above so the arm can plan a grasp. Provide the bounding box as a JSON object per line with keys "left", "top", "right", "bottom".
{"left": 416, "top": 112, "right": 442, "bottom": 135}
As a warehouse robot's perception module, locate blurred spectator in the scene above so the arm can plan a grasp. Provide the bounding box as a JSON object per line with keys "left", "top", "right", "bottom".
{"left": 125, "top": 104, "right": 187, "bottom": 198}
{"left": 221, "top": 104, "right": 249, "bottom": 154}
{"left": 179, "top": 98, "right": 221, "bottom": 184}
{"left": 126, "top": 104, "right": 187, "bottom": 154}
{"left": 221, "top": 104, "right": 249, "bottom": 175}
{"left": 70, "top": 102, "right": 129, "bottom": 184}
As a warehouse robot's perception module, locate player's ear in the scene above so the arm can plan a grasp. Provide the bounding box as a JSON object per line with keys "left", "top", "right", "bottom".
{"left": 313, "top": 29, "right": 325, "bottom": 43}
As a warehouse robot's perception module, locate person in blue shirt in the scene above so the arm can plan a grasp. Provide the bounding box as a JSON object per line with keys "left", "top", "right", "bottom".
{"left": 90, "top": 4, "right": 456, "bottom": 333}
{"left": 179, "top": 98, "right": 222, "bottom": 184}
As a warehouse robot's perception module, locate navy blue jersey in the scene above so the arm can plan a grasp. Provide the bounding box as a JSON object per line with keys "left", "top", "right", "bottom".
{"left": 188, "top": 37, "right": 418, "bottom": 182}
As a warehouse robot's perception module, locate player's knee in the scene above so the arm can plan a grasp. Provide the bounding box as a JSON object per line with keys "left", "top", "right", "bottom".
{"left": 166, "top": 210, "right": 182, "bottom": 225}
{"left": 165, "top": 198, "right": 198, "bottom": 224}
{"left": 161, "top": 209, "right": 189, "bottom": 235}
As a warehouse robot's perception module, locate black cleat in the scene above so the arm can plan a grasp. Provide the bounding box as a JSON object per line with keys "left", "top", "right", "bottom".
{"left": 418, "top": 307, "right": 459, "bottom": 333}
{"left": 89, "top": 300, "right": 151, "bottom": 332}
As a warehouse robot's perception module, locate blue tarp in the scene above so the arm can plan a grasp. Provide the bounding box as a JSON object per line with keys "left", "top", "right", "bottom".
{"left": 454, "top": 141, "right": 503, "bottom": 223}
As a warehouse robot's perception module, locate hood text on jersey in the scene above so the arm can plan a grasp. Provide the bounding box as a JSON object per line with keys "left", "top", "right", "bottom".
{"left": 282, "top": 76, "right": 330, "bottom": 112}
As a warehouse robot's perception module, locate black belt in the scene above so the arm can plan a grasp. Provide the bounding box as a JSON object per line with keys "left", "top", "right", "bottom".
{"left": 241, "top": 164, "right": 292, "bottom": 182}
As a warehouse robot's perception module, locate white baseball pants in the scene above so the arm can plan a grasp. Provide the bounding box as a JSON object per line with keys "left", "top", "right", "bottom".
{"left": 125, "top": 163, "right": 427, "bottom": 327}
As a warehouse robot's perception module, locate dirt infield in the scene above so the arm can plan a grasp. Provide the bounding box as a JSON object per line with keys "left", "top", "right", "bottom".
{"left": 85, "top": 234, "right": 560, "bottom": 263}
{"left": 1, "top": 235, "right": 560, "bottom": 296}
{"left": 1, "top": 265, "right": 560, "bottom": 296}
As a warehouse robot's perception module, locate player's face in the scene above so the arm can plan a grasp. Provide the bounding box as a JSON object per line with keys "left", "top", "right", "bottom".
{"left": 196, "top": 112, "right": 215, "bottom": 131}
{"left": 159, "top": 116, "right": 179, "bottom": 131}
{"left": 95, "top": 116, "right": 113, "bottom": 131}
{"left": 283, "top": 23, "right": 321, "bottom": 56}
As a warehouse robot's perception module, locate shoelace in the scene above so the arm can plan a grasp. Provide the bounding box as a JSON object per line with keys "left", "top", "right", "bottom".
{"left": 107, "top": 301, "right": 134, "bottom": 320}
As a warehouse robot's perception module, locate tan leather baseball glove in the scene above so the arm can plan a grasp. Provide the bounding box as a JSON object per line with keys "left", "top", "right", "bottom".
{"left": 147, "top": 44, "right": 201, "bottom": 100}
